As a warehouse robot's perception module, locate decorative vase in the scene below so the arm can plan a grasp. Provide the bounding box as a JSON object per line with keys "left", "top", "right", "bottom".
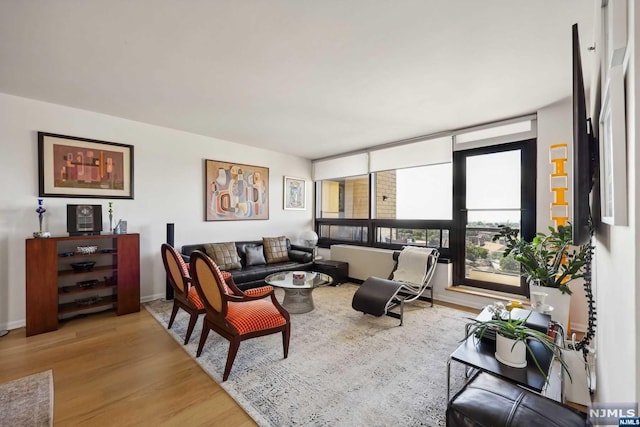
{"left": 495, "top": 334, "right": 527, "bottom": 368}
{"left": 535, "top": 285, "right": 570, "bottom": 334}
{"left": 108, "top": 202, "right": 113, "bottom": 233}
{"left": 33, "top": 198, "right": 50, "bottom": 238}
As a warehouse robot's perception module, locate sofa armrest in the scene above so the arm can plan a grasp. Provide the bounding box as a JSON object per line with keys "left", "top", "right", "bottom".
{"left": 290, "top": 244, "right": 314, "bottom": 254}
{"left": 289, "top": 250, "right": 313, "bottom": 263}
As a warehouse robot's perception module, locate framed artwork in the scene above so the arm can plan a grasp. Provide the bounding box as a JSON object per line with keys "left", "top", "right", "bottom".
{"left": 283, "top": 176, "right": 306, "bottom": 210}
{"left": 38, "top": 132, "right": 134, "bottom": 199}
{"left": 206, "top": 159, "right": 269, "bottom": 221}
{"left": 599, "top": 65, "right": 627, "bottom": 225}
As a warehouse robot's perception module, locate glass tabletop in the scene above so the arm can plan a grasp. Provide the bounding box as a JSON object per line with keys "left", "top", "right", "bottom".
{"left": 264, "top": 271, "right": 333, "bottom": 289}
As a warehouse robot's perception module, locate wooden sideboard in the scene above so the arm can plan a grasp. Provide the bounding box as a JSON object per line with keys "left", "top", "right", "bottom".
{"left": 25, "top": 233, "right": 140, "bottom": 336}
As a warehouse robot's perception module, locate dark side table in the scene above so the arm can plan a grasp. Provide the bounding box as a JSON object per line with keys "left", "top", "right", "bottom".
{"left": 312, "top": 260, "right": 349, "bottom": 285}
{"left": 447, "top": 308, "right": 555, "bottom": 401}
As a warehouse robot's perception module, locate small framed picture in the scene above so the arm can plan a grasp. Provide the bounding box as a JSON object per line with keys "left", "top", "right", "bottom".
{"left": 283, "top": 176, "right": 306, "bottom": 210}
{"left": 599, "top": 65, "right": 627, "bottom": 225}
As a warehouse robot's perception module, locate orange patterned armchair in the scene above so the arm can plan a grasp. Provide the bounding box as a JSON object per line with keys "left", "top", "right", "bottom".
{"left": 188, "top": 250, "right": 291, "bottom": 381}
{"left": 161, "top": 243, "right": 233, "bottom": 344}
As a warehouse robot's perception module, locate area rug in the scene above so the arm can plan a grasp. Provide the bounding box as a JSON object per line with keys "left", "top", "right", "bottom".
{"left": 145, "top": 284, "right": 470, "bottom": 426}
{"left": 0, "top": 370, "right": 54, "bottom": 427}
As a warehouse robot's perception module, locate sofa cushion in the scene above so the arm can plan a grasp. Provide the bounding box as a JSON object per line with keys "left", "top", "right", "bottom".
{"left": 245, "top": 245, "right": 267, "bottom": 266}
{"left": 262, "top": 236, "right": 290, "bottom": 264}
{"left": 203, "top": 242, "right": 242, "bottom": 270}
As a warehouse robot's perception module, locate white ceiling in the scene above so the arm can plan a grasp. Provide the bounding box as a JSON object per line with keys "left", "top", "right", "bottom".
{"left": 0, "top": 1, "right": 595, "bottom": 160}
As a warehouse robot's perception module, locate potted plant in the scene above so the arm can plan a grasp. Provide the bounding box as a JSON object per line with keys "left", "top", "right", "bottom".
{"left": 492, "top": 223, "right": 590, "bottom": 330}
{"left": 492, "top": 223, "right": 589, "bottom": 295}
{"left": 465, "top": 304, "right": 572, "bottom": 381}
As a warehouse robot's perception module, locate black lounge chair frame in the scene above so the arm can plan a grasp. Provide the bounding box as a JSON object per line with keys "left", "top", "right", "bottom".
{"left": 352, "top": 248, "right": 439, "bottom": 326}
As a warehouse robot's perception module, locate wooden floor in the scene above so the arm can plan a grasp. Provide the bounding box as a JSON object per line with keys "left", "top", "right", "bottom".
{"left": 0, "top": 294, "right": 478, "bottom": 426}
{"left": 0, "top": 307, "right": 256, "bottom": 426}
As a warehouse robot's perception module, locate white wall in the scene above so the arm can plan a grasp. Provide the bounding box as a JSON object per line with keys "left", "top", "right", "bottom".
{"left": 591, "top": 0, "right": 638, "bottom": 404}
{"left": 536, "top": 97, "right": 589, "bottom": 333}
{"left": 0, "top": 93, "right": 313, "bottom": 330}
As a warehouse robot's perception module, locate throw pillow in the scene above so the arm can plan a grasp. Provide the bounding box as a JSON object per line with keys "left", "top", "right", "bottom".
{"left": 245, "top": 245, "right": 267, "bottom": 266}
{"left": 262, "top": 236, "right": 290, "bottom": 264}
{"left": 203, "top": 242, "right": 242, "bottom": 270}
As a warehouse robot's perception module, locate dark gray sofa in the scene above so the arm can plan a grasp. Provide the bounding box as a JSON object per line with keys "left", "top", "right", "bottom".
{"left": 181, "top": 239, "right": 314, "bottom": 290}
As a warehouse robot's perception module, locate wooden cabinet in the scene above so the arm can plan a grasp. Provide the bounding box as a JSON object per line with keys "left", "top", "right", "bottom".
{"left": 26, "top": 234, "right": 140, "bottom": 336}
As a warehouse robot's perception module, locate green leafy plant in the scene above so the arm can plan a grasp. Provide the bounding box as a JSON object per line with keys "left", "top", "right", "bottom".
{"left": 465, "top": 309, "right": 572, "bottom": 382}
{"left": 492, "top": 223, "right": 590, "bottom": 295}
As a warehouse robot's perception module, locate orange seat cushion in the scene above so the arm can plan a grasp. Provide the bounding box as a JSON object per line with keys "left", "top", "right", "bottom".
{"left": 227, "top": 300, "right": 287, "bottom": 335}
{"left": 187, "top": 286, "right": 205, "bottom": 309}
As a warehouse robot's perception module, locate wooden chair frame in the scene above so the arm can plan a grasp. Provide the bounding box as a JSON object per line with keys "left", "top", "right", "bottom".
{"left": 189, "top": 250, "right": 291, "bottom": 381}
{"left": 161, "top": 243, "right": 204, "bottom": 345}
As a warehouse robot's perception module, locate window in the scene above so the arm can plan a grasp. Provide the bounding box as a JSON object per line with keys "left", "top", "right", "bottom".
{"left": 319, "top": 175, "right": 369, "bottom": 219}
{"left": 316, "top": 175, "right": 370, "bottom": 246}
{"left": 319, "top": 222, "right": 369, "bottom": 245}
{"left": 452, "top": 139, "right": 536, "bottom": 295}
{"left": 313, "top": 116, "right": 536, "bottom": 281}
{"left": 374, "top": 164, "right": 452, "bottom": 220}
{"left": 373, "top": 219, "right": 450, "bottom": 256}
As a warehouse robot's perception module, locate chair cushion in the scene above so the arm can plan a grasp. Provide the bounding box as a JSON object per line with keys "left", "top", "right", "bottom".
{"left": 446, "top": 372, "right": 587, "bottom": 427}
{"left": 262, "top": 236, "right": 290, "bottom": 264}
{"left": 204, "top": 242, "right": 242, "bottom": 270}
{"left": 245, "top": 245, "right": 267, "bottom": 266}
{"left": 227, "top": 300, "right": 287, "bottom": 334}
{"left": 187, "top": 286, "right": 205, "bottom": 309}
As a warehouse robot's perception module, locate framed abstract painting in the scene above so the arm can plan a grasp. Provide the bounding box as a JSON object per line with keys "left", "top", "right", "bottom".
{"left": 205, "top": 159, "right": 269, "bottom": 221}
{"left": 283, "top": 176, "right": 306, "bottom": 210}
{"left": 38, "top": 132, "right": 134, "bottom": 199}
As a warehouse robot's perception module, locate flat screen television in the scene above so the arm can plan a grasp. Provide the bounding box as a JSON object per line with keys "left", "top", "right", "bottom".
{"left": 572, "top": 23, "right": 599, "bottom": 245}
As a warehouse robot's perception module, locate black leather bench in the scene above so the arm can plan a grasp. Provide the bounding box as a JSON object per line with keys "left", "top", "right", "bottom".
{"left": 446, "top": 372, "right": 589, "bottom": 426}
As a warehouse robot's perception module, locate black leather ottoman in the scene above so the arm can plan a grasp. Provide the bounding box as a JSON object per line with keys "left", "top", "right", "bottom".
{"left": 446, "top": 372, "right": 589, "bottom": 427}
{"left": 313, "top": 260, "right": 349, "bottom": 285}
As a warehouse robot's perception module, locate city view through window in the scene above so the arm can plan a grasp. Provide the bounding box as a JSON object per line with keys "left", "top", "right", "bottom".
{"left": 465, "top": 150, "right": 522, "bottom": 287}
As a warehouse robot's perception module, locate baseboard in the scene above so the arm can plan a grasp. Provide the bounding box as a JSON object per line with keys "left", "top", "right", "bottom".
{"left": 141, "top": 293, "right": 165, "bottom": 303}
{"left": 0, "top": 319, "right": 26, "bottom": 331}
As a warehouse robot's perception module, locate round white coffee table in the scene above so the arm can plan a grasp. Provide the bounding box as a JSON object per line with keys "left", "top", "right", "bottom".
{"left": 264, "top": 271, "right": 333, "bottom": 313}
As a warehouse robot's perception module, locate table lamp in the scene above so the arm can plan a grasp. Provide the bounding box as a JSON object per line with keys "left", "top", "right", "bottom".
{"left": 300, "top": 229, "right": 319, "bottom": 259}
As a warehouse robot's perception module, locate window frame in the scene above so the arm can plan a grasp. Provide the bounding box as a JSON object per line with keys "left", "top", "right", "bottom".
{"left": 451, "top": 139, "right": 537, "bottom": 295}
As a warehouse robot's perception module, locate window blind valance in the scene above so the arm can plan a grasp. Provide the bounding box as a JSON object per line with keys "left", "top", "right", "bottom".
{"left": 312, "top": 114, "right": 535, "bottom": 180}
{"left": 312, "top": 152, "right": 369, "bottom": 181}
{"left": 368, "top": 136, "right": 452, "bottom": 172}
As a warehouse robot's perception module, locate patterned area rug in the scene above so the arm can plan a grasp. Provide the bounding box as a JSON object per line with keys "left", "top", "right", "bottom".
{"left": 0, "top": 370, "right": 54, "bottom": 427}
{"left": 145, "top": 283, "right": 470, "bottom": 426}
